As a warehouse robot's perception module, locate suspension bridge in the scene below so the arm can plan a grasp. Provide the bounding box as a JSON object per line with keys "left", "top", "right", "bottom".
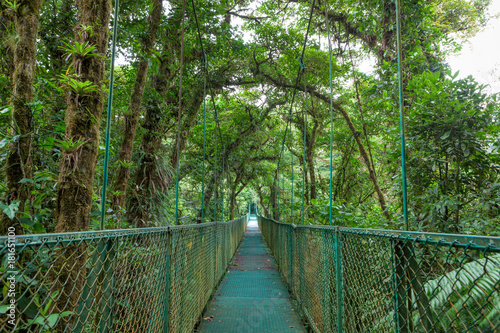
{"left": 1, "top": 0, "right": 500, "bottom": 331}
{"left": 1, "top": 211, "right": 499, "bottom": 331}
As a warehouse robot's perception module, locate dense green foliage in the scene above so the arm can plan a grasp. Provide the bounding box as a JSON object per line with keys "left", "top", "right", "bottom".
{"left": 0, "top": 0, "right": 498, "bottom": 235}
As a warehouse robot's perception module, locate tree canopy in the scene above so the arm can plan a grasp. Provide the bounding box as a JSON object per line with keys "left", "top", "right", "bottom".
{"left": 0, "top": 0, "right": 498, "bottom": 236}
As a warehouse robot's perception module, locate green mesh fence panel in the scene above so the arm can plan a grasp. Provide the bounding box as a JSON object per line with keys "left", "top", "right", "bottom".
{"left": 259, "top": 216, "right": 500, "bottom": 333}
{"left": 0, "top": 216, "right": 246, "bottom": 332}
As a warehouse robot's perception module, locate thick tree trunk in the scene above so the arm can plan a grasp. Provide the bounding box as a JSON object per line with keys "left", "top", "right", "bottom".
{"left": 0, "top": 3, "right": 15, "bottom": 93}
{"left": 55, "top": 0, "right": 111, "bottom": 232}
{"left": 52, "top": 0, "right": 111, "bottom": 327}
{"left": 127, "top": 96, "right": 169, "bottom": 227}
{"left": 1, "top": 0, "right": 42, "bottom": 234}
{"left": 112, "top": 0, "right": 162, "bottom": 210}
{"left": 126, "top": 54, "right": 172, "bottom": 226}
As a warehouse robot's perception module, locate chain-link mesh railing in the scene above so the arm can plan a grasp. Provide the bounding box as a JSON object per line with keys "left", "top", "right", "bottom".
{"left": 0, "top": 216, "right": 246, "bottom": 332}
{"left": 259, "top": 216, "right": 500, "bottom": 333}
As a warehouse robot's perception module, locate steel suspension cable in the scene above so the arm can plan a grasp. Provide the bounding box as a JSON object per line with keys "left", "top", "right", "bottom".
{"left": 272, "top": 0, "right": 316, "bottom": 222}
{"left": 290, "top": 129, "right": 294, "bottom": 223}
{"left": 214, "top": 112, "right": 218, "bottom": 221}
{"left": 395, "top": 0, "right": 409, "bottom": 230}
{"left": 300, "top": 58, "right": 307, "bottom": 225}
{"left": 100, "top": 0, "right": 120, "bottom": 230}
{"left": 190, "top": 0, "right": 226, "bottom": 221}
{"left": 324, "top": 0, "right": 334, "bottom": 227}
{"left": 200, "top": 55, "right": 207, "bottom": 221}
{"left": 221, "top": 145, "right": 226, "bottom": 221}
{"left": 174, "top": 0, "right": 186, "bottom": 225}
{"left": 324, "top": 1, "right": 343, "bottom": 330}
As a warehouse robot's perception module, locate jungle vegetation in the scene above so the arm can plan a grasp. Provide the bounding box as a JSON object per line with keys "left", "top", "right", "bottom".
{"left": 0, "top": 0, "right": 498, "bottom": 236}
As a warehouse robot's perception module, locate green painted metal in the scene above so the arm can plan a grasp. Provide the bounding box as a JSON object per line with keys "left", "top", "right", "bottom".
{"left": 174, "top": 0, "right": 186, "bottom": 225}
{"left": 100, "top": 0, "right": 119, "bottom": 230}
{"left": 74, "top": 241, "right": 107, "bottom": 332}
{"left": 162, "top": 231, "right": 172, "bottom": 333}
{"left": 334, "top": 230, "right": 343, "bottom": 333}
{"left": 281, "top": 172, "right": 286, "bottom": 222}
{"left": 272, "top": 0, "right": 314, "bottom": 225}
{"left": 199, "top": 218, "right": 305, "bottom": 332}
{"left": 201, "top": 54, "right": 207, "bottom": 220}
{"left": 290, "top": 133, "right": 294, "bottom": 223}
{"left": 395, "top": 0, "right": 409, "bottom": 230}
{"left": 221, "top": 148, "right": 225, "bottom": 221}
{"left": 259, "top": 216, "right": 500, "bottom": 333}
{"left": 99, "top": 239, "right": 116, "bottom": 332}
{"left": 214, "top": 114, "right": 218, "bottom": 221}
{"left": 324, "top": 0, "right": 334, "bottom": 226}
{"left": 0, "top": 217, "right": 246, "bottom": 332}
{"left": 300, "top": 58, "right": 307, "bottom": 226}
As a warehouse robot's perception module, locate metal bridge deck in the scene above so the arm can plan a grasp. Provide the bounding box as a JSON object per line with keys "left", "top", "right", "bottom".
{"left": 197, "top": 216, "right": 306, "bottom": 332}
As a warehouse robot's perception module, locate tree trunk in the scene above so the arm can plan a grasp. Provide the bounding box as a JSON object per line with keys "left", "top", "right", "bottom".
{"left": 1, "top": 0, "right": 42, "bottom": 234}
{"left": 255, "top": 185, "right": 269, "bottom": 217}
{"left": 126, "top": 53, "right": 173, "bottom": 226}
{"left": 52, "top": 0, "right": 111, "bottom": 326}
{"left": 112, "top": 0, "right": 162, "bottom": 210}
{"left": 336, "top": 105, "right": 391, "bottom": 220}
{"left": 55, "top": 0, "right": 111, "bottom": 232}
{"left": 169, "top": 83, "right": 205, "bottom": 169}
{"left": 0, "top": 3, "right": 15, "bottom": 95}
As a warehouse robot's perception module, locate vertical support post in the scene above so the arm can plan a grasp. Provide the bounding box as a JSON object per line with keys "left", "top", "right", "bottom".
{"left": 100, "top": 0, "right": 120, "bottom": 230}
{"left": 75, "top": 242, "right": 106, "bottom": 333}
{"left": 394, "top": 241, "right": 409, "bottom": 333}
{"left": 214, "top": 222, "right": 218, "bottom": 286}
{"left": 289, "top": 225, "right": 294, "bottom": 290}
{"left": 162, "top": 231, "right": 172, "bottom": 333}
{"left": 404, "top": 244, "right": 435, "bottom": 332}
{"left": 99, "top": 239, "right": 116, "bottom": 333}
{"left": 335, "top": 228, "right": 343, "bottom": 333}
{"left": 321, "top": 231, "right": 331, "bottom": 331}
{"left": 395, "top": 0, "right": 409, "bottom": 230}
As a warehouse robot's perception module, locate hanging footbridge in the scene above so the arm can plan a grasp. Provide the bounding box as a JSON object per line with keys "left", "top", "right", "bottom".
{"left": 1, "top": 213, "right": 499, "bottom": 332}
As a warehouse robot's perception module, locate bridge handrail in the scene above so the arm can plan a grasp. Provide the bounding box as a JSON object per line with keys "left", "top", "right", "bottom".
{"left": 0, "top": 216, "right": 247, "bottom": 332}
{"left": 258, "top": 215, "right": 500, "bottom": 332}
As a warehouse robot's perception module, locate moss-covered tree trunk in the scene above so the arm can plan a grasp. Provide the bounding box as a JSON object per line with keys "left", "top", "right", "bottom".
{"left": 52, "top": 0, "right": 111, "bottom": 326}
{"left": 112, "top": 0, "right": 162, "bottom": 211}
{"left": 0, "top": 0, "right": 42, "bottom": 234}
{"left": 55, "top": 0, "right": 111, "bottom": 232}
{"left": 126, "top": 54, "right": 172, "bottom": 226}
{"left": 0, "top": 3, "right": 15, "bottom": 94}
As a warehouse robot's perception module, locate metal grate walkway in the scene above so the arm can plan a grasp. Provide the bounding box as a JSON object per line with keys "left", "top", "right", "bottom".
{"left": 197, "top": 215, "right": 306, "bottom": 332}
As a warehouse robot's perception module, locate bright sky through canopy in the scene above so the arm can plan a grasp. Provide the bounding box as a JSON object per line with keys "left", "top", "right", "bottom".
{"left": 447, "top": 0, "right": 500, "bottom": 93}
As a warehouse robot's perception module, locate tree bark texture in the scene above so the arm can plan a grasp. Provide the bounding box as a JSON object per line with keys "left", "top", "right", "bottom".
{"left": 52, "top": 0, "right": 111, "bottom": 327}
{"left": 55, "top": 0, "right": 111, "bottom": 233}
{"left": 127, "top": 53, "right": 173, "bottom": 226}
{"left": 1, "top": 0, "right": 42, "bottom": 234}
{"left": 112, "top": 0, "right": 162, "bottom": 210}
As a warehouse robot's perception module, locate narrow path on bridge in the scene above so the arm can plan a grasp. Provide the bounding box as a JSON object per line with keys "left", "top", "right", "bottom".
{"left": 197, "top": 216, "right": 306, "bottom": 332}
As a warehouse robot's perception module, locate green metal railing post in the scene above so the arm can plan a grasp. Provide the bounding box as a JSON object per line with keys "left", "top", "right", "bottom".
{"left": 335, "top": 228, "right": 343, "bottom": 332}
{"left": 289, "top": 225, "right": 294, "bottom": 291}
{"left": 74, "top": 242, "right": 107, "bottom": 333}
{"left": 99, "top": 239, "right": 116, "bottom": 333}
{"left": 394, "top": 241, "right": 410, "bottom": 333}
{"left": 395, "top": 0, "right": 409, "bottom": 230}
{"left": 163, "top": 231, "right": 172, "bottom": 333}
{"left": 100, "top": 0, "right": 119, "bottom": 230}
